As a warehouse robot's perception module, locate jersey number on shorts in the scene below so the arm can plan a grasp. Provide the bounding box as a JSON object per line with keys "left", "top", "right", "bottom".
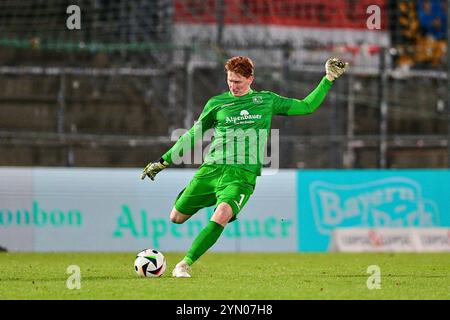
{"left": 233, "top": 194, "right": 246, "bottom": 210}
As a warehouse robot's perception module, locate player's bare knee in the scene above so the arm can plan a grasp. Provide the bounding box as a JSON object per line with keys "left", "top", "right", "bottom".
{"left": 170, "top": 209, "right": 189, "bottom": 224}
{"left": 211, "top": 203, "right": 233, "bottom": 226}
{"left": 170, "top": 216, "right": 185, "bottom": 224}
{"left": 170, "top": 216, "right": 182, "bottom": 224}
{"left": 169, "top": 210, "right": 182, "bottom": 224}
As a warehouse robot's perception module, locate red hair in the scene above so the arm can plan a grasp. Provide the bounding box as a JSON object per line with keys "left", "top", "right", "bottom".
{"left": 224, "top": 56, "right": 254, "bottom": 78}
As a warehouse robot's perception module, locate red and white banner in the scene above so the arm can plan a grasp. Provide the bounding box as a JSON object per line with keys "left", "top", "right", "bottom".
{"left": 174, "top": 0, "right": 387, "bottom": 30}
{"left": 173, "top": 0, "right": 389, "bottom": 68}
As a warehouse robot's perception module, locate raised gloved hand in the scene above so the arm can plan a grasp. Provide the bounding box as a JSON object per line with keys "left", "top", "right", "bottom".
{"left": 140, "top": 158, "right": 170, "bottom": 181}
{"left": 325, "top": 58, "right": 348, "bottom": 82}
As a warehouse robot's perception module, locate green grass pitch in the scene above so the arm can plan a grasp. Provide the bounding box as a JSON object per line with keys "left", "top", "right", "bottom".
{"left": 1, "top": 252, "right": 449, "bottom": 300}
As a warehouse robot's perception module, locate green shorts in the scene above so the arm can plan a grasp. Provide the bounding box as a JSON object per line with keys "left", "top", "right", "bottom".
{"left": 174, "top": 164, "right": 257, "bottom": 221}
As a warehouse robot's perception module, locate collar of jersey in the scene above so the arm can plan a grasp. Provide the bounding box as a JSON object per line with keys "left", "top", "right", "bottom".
{"left": 228, "top": 88, "right": 253, "bottom": 98}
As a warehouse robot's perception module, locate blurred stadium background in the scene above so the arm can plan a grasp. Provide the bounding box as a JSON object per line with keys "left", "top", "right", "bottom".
{"left": 0, "top": 0, "right": 448, "bottom": 169}
{"left": 0, "top": 0, "right": 449, "bottom": 255}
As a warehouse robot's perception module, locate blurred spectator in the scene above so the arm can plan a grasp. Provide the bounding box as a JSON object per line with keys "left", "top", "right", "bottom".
{"left": 418, "top": 0, "right": 446, "bottom": 40}
{"left": 394, "top": 0, "right": 420, "bottom": 70}
{"left": 416, "top": 0, "right": 447, "bottom": 67}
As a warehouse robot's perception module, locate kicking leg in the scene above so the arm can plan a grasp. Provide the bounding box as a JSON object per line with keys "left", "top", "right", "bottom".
{"left": 172, "top": 202, "right": 232, "bottom": 278}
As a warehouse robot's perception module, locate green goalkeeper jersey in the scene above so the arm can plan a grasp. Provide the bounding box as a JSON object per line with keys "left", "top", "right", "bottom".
{"left": 162, "top": 76, "right": 333, "bottom": 176}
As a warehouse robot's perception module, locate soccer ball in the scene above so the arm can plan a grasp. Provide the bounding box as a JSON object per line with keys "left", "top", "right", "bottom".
{"left": 134, "top": 248, "right": 167, "bottom": 278}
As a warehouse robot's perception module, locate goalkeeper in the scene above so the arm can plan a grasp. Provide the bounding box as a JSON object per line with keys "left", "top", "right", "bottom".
{"left": 141, "top": 56, "right": 348, "bottom": 277}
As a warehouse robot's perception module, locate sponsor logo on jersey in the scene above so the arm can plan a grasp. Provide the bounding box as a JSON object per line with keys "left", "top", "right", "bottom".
{"left": 225, "top": 109, "right": 262, "bottom": 124}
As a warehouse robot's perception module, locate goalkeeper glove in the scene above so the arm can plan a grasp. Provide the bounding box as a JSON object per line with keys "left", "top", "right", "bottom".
{"left": 140, "top": 158, "right": 170, "bottom": 181}
{"left": 325, "top": 58, "right": 348, "bottom": 82}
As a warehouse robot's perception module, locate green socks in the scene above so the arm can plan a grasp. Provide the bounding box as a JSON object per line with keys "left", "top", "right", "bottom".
{"left": 184, "top": 221, "right": 224, "bottom": 266}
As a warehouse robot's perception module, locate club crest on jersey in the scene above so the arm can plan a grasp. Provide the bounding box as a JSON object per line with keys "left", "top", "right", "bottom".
{"left": 252, "top": 96, "right": 263, "bottom": 104}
